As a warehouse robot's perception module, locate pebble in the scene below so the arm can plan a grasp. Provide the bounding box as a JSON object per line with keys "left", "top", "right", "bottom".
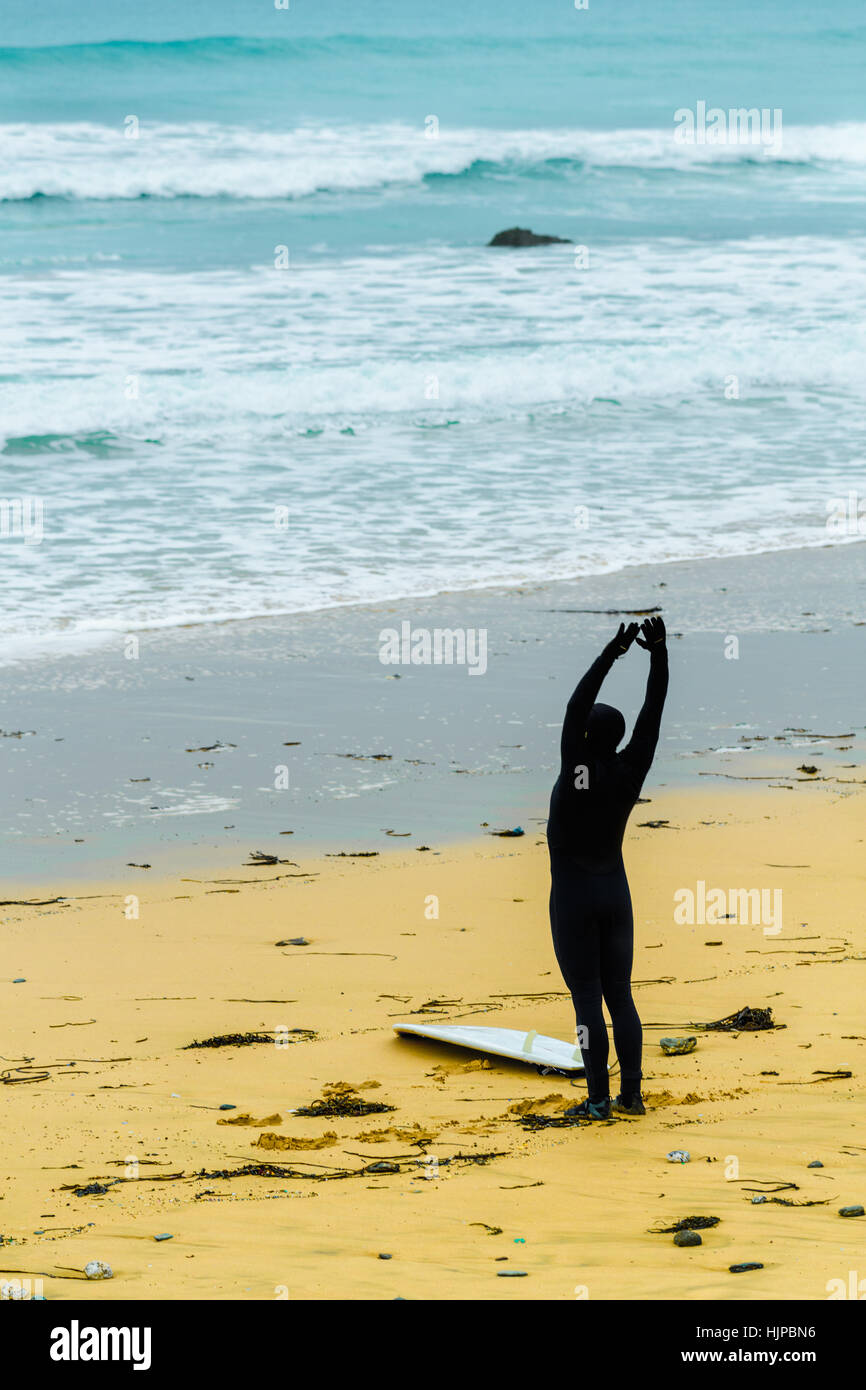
{"left": 84, "top": 1261, "right": 113, "bottom": 1280}
{"left": 378, "top": 1253, "right": 392, "bottom": 1260}
{"left": 667, "top": 1150, "right": 690, "bottom": 1163}
{"left": 730, "top": 1263, "right": 763, "bottom": 1273}
{"left": 751, "top": 1195, "right": 767, "bottom": 1204}
{"left": 154, "top": 1233, "right": 173, "bottom": 1242}
{"left": 497, "top": 1270, "right": 528, "bottom": 1277}
{"left": 218, "top": 1104, "right": 236, "bottom": 1111}
{"left": 807, "top": 1161, "right": 824, "bottom": 1169}
{"left": 674, "top": 1230, "right": 702, "bottom": 1247}
{"left": 839, "top": 1205, "right": 864, "bottom": 1218}
{"left": 660, "top": 1037, "right": 697, "bottom": 1056}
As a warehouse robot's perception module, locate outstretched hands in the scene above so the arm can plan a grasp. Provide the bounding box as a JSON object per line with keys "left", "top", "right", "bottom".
{"left": 635, "top": 615, "right": 667, "bottom": 650}
{"left": 604, "top": 616, "right": 666, "bottom": 660}
{"left": 606, "top": 621, "right": 639, "bottom": 658}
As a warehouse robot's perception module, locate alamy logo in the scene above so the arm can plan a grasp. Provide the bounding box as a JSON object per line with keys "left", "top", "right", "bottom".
{"left": 826, "top": 1270, "right": 866, "bottom": 1300}
{"left": 674, "top": 101, "right": 783, "bottom": 154}
{"left": 0, "top": 496, "right": 43, "bottom": 544}
{"left": 378, "top": 621, "right": 487, "bottom": 675}
{"left": 674, "top": 880, "right": 782, "bottom": 936}
{"left": 1, "top": 1277, "right": 44, "bottom": 1300}
{"left": 49, "top": 1321, "right": 152, "bottom": 1371}
{"left": 826, "top": 493, "right": 866, "bottom": 535}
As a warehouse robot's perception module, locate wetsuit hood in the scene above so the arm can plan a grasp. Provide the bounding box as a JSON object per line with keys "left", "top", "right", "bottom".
{"left": 585, "top": 702, "right": 626, "bottom": 755}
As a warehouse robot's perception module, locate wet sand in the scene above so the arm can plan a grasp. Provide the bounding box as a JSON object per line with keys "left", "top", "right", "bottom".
{"left": 2, "top": 540, "right": 865, "bottom": 882}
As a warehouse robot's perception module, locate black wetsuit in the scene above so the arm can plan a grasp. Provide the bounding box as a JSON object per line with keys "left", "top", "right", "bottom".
{"left": 547, "top": 641, "right": 669, "bottom": 1101}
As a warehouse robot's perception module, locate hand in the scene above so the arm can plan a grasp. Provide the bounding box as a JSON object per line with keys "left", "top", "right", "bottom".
{"left": 635, "top": 615, "right": 666, "bottom": 650}
{"left": 607, "top": 621, "right": 639, "bottom": 658}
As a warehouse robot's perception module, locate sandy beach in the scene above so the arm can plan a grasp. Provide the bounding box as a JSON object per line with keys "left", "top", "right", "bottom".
{"left": 3, "top": 755, "right": 864, "bottom": 1301}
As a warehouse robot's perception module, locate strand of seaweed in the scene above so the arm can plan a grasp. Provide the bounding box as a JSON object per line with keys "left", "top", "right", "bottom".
{"left": 1, "top": 1062, "right": 91, "bottom": 1085}
{"left": 67, "top": 1153, "right": 509, "bottom": 1189}
{"left": 777, "top": 1070, "right": 853, "bottom": 1084}
{"left": 60, "top": 1151, "right": 509, "bottom": 1192}
{"left": 386, "top": 991, "right": 569, "bottom": 1021}
{"left": 184, "top": 1030, "right": 316, "bottom": 1050}
{"left": 650, "top": 1216, "right": 721, "bottom": 1233}
{"left": 282, "top": 951, "right": 397, "bottom": 960}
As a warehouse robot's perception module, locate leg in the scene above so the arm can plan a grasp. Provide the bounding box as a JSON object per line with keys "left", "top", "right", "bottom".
{"left": 599, "top": 873, "right": 642, "bottom": 1095}
{"left": 571, "top": 971, "right": 610, "bottom": 1103}
{"left": 549, "top": 871, "right": 610, "bottom": 1102}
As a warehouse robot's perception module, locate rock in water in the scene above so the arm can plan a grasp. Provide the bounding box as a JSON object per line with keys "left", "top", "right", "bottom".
{"left": 661, "top": 1037, "right": 697, "bottom": 1055}
{"left": 488, "top": 227, "right": 572, "bottom": 247}
{"left": 674, "top": 1230, "right": 702, "bottom": 1247}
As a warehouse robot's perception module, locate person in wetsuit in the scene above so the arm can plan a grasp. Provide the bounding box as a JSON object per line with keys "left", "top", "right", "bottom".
{"left": 547, "top": 615, "right": 669, "bottom": 1119}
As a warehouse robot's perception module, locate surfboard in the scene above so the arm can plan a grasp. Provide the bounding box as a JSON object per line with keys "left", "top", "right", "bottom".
{"left": 393, "top": 1022, "right": 586, "bottom": 1073}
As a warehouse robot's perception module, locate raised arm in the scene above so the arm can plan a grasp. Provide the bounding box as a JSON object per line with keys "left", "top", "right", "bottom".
{"left": 621, "top": 616, "right": 669, "bottom": 783}
{"left": 560, "top": 622, "right": 638, "bottom": 774}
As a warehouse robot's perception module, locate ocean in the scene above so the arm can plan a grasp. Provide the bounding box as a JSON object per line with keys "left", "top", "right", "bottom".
{"left": 2, "top": 0, "right": 865, "bottom": 663}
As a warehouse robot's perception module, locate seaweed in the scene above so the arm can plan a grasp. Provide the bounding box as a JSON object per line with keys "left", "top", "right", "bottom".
{"left": 294, "top": 1094, "right": 395, "bottom": 1117}
{"left": 697, "top": 1006, "right": 778, "bottom": 1032}
{"left": 651, "top": 1216, "right": 720, "bottom": 1233}
{"left": 184, "top": 1030, "right": 316, "bottom": 1049}
{"left": 65, "top": 1180, "right": 121, "bottom": 1197}
{"left": 185, "top": 1032, "right": 270, "bottom": 1049}
{"left": 512, "top": 1113, "right": 590, "bottom": 1130}
{"left": 766, "top": 1197, "right": 831, "bottom": 1207}
{"left": 2, "top": 1062, "right": 89, "bottom": 1085}
{"left": 180, "top": 1150, "right": 508, "bottom": 1183}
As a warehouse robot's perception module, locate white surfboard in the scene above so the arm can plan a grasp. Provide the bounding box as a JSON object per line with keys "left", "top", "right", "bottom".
{"left": 393, "top": 1022, "right": 586, "bottom": 1073}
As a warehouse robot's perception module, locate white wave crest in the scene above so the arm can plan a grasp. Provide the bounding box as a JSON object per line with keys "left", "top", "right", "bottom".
{"left": 3, "top": 120, "right": 866, "bottom": 201}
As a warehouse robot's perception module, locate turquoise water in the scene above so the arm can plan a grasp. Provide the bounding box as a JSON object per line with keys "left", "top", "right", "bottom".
{"left": 1, "top": 1, "right": 865, "bottom": 659}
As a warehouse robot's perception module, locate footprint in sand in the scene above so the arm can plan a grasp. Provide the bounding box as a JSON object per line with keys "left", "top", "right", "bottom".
{"left": 253, "top": 1131, "right": 338, "bottom": 1151}
{"left": 217, "top": 1112, "right": 283, "bottom": 1127}
{"left": 428, "top": 1060, "right": 493, "bottom": 1078}
{"left": 355, "top": 1123, "right": 438, "bottom": 1145}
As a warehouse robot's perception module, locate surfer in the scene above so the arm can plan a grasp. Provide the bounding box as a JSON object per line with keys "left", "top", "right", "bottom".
{"left": 547, "top": 615, "right": 669, "bottom": 1119}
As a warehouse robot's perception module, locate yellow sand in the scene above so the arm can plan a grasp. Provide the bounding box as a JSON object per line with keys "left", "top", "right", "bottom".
{"left": 2, "top": 781, "right": 864, "bottom": 1301}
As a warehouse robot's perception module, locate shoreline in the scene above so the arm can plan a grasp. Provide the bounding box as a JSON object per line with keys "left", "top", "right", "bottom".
{"left": 2, "top": 540, "right": 863, "bottom": 883}
{"left": 3, "top": 533, "right": 862, "bottom": 672}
